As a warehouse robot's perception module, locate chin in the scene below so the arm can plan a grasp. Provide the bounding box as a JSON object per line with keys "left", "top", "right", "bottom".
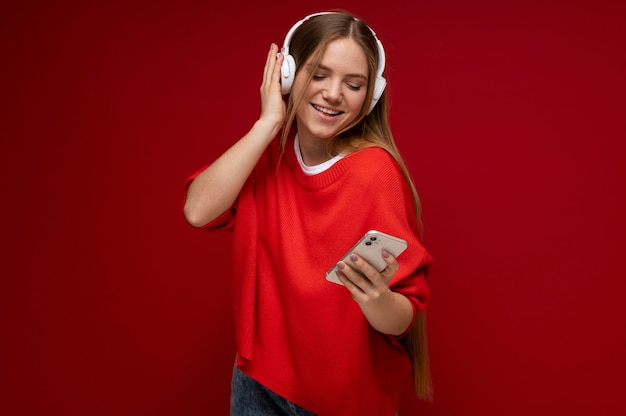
{"left": 309, "top": 128, "right": 341, "bottom": 140}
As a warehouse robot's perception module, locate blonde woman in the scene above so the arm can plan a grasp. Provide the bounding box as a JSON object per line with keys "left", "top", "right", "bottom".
{"left": 184, "top": 11, "right": 433, "bottom": 416}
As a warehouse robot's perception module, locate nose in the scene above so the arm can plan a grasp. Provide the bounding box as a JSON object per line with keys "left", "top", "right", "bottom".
{"left": 322, "top": 80, "right": 342, "bottom": 102}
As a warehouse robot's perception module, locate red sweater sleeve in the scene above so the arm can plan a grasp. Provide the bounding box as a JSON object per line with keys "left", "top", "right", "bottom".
{"left": 182, "top": 163, "right": 237, "bottom": 231}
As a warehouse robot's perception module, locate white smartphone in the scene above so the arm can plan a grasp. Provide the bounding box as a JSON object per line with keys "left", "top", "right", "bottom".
{"left": 325, "top": 230, "right": 409, "bottom": 285}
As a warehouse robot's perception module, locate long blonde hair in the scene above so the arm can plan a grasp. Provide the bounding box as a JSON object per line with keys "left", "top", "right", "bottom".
{"left": 279, "top": 11, "right": 433, "bottom": 401}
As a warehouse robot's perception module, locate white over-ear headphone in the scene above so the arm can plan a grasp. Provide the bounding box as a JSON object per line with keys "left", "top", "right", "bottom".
{"left": 280, "top": 12, "right": 387, "bottom": 114}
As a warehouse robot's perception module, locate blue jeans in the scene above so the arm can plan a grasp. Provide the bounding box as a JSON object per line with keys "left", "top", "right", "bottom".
{"left": 230, "top": 365, "right": 318, "bottom": 416}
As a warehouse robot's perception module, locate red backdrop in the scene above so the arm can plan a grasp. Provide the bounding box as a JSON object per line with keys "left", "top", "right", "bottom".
{"left": 2, "top": 1, "right": 625, "bottom": 415}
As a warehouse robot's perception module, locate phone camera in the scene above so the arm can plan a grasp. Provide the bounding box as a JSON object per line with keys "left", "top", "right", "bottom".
{"left": 370, "top": 236, "right": 377, "bottom": 241}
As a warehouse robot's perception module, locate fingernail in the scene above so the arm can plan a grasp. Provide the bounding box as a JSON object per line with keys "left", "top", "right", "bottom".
{"left": 382, "top": 250, "right": 390, "bottom": 258}
{"left": 337, "top": 262, "right": 345, "bottom": 270}
{"left": 350, "top": 254, "right": 358, "bottom": 262}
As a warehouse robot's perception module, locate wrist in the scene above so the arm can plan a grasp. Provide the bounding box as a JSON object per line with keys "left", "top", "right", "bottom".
{"left": 254, "top": 117, "right": 282, "bottom": 138}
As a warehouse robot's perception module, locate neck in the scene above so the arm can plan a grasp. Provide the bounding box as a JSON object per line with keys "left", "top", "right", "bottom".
{"left": 297, "top": 138, "right": 336, "bottom": 167}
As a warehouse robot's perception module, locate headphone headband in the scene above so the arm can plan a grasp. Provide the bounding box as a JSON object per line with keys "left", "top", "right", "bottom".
{"left": 280, "top": 12, "right": 387, "bottom": 114}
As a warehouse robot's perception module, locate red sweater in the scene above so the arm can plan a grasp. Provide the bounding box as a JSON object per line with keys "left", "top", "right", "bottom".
{"left": 187, "top": 137, "right": 432, "bottom": 415}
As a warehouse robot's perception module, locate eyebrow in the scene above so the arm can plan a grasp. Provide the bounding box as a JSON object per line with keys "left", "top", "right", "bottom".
{"left": 311, "top": 63, "right": 368, "bottom": 80}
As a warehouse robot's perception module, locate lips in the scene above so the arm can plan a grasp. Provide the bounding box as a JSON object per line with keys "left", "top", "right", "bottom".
{"left": 311, "top": 103, "right": 343, "bottom": 116}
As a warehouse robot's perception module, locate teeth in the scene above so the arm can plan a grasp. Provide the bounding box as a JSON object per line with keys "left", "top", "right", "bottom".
{"left": 312, "top": 104, "right": 340, "bottom": 116}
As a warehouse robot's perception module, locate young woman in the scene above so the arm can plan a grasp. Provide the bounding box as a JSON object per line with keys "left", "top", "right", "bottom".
{"left": 184, "top": 11, "right": 433, "bottom": 416}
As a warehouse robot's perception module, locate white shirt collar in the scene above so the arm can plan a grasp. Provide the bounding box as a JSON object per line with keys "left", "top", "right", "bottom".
{"left": 294, "top": 134, "right": 344, "bottom": 176}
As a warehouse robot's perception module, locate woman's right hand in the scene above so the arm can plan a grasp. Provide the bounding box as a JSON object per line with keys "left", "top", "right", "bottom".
{"left": 184, "top": 45, "right": 288, "bottom": 228}
{"left": 259, "top": 43, "right": 286, "bottom": 133}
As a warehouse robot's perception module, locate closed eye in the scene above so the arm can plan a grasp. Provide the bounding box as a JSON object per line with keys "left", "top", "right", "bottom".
{"left": 312, "top": 75, "right": 363, "bottom": 91}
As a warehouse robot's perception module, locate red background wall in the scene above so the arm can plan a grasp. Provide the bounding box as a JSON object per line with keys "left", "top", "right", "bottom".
{"left": 2, "top": 1, "right": 625, "bottom": 415}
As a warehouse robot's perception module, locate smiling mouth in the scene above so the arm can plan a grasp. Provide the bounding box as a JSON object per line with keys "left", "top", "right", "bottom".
{"left": 311, "top": 103, "right": 343, "bottom": 116}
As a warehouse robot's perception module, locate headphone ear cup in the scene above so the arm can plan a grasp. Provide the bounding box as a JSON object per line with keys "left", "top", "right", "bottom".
{"left": 367, "top": 76, "right": 387, "bottom": 114}
{"left": 281, "top": 54, "right": 296, "bottom": 95}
